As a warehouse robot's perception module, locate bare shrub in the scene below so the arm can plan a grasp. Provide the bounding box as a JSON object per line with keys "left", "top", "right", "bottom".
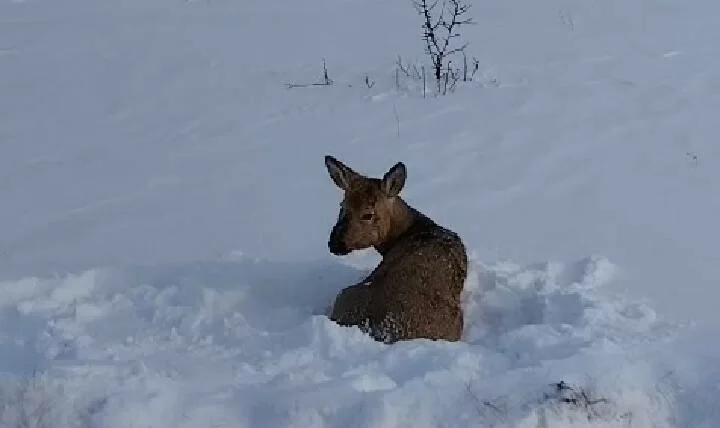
{"left": 462, "top": 378, "right": 635, "bottom": 427}
{"left": 285, "top": 0, "right": 479, "bottom": 97}
{"left": 411, "top": 0, "right": 475, "bottom": 94}
{"left": 0, "top": 371, "right": 106, "bottom": 428}
{"left": 0, "top": 373, "right": 55, "bottom": 428}
{"left": 543, "top": 381, "right": 614, "bottom": 420}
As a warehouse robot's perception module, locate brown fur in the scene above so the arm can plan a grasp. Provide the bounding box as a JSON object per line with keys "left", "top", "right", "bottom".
{"left": 324, "top": 155, "right": 468, "bottom": 344}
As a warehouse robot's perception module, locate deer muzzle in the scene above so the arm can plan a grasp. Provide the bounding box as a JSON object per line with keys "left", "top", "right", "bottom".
{"left": 328, "top": 219, "right": 351, "bottom": 255}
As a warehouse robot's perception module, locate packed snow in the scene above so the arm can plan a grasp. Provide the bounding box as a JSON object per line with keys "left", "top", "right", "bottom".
{"left": 2, "top": 0, "right": 720, "bottom": 426}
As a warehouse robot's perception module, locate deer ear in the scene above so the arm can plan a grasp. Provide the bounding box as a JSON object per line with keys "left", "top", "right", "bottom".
{"left": 381, "top": 161, "right": 406, "bottom": 197}
{"left": 324, "top": 155, "right": 358, "bottom": 191}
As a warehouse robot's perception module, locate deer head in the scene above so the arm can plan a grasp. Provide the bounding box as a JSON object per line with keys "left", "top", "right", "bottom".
{"left": 324, "top": 155, "right": 408, "bottom": 256}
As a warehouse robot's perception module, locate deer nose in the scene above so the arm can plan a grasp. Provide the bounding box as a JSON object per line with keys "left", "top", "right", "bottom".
{"left": 328, "top": 240, "right": 350, "bottom": 255}
{"left": 328, "top": 227, "right": 350, "bottom": 255}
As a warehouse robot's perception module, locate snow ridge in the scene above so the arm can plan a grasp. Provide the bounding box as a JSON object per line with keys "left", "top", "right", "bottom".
{"left": 1, "top": 253, "right": 713, "bottom": 428}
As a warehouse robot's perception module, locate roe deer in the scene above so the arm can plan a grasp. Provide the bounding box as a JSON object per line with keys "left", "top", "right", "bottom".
{"left": 324, "top": 155, "right": 468, "bottom": 343}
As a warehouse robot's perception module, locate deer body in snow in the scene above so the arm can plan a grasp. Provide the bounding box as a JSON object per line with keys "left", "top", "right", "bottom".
{"left": 324, "top": 155, "right": 468, "bottom": 343}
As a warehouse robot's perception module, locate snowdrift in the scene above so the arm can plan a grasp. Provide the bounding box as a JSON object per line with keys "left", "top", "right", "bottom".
{"left": 1, "top": 253, "right": 717, "bottom": 428}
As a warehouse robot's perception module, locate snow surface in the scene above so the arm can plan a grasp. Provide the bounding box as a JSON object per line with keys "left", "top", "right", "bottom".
{"left": 2, "top": 0, "right": 720, "bottom": 426}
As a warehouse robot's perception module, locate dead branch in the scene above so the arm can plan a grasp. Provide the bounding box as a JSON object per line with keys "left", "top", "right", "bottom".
{"left": 286, "top": 58, "right": 334, "bottom": 89}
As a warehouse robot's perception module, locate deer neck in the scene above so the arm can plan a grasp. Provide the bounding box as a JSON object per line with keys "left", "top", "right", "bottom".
{"left": 374, "top": 197, "right": 425, "bottom": 257}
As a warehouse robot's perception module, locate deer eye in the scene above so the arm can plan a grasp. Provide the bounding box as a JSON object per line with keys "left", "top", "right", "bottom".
{"left": 360, "top": 212, "right": 375, "bottom": 222}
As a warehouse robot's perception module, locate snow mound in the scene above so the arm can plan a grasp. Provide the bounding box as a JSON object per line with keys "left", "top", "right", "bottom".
{"left": 0, "top": 254, "right": 716, "bottom": 427}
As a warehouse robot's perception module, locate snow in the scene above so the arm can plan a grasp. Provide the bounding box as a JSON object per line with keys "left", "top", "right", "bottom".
{"left": 0, "top": 256, "right": 703, "bottom": 427}
{"left": 2, "top": 0, "right": 720, "bottom": 426}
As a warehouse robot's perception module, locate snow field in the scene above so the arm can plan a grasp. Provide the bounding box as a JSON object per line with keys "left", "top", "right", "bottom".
{"left": 2, "top": 0, "right": 720, "bottom": 426}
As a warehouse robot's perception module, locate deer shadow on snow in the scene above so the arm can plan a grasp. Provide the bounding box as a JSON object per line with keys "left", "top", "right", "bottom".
{"left": 120, "top": 257, "right": 367, "bottom": 334}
